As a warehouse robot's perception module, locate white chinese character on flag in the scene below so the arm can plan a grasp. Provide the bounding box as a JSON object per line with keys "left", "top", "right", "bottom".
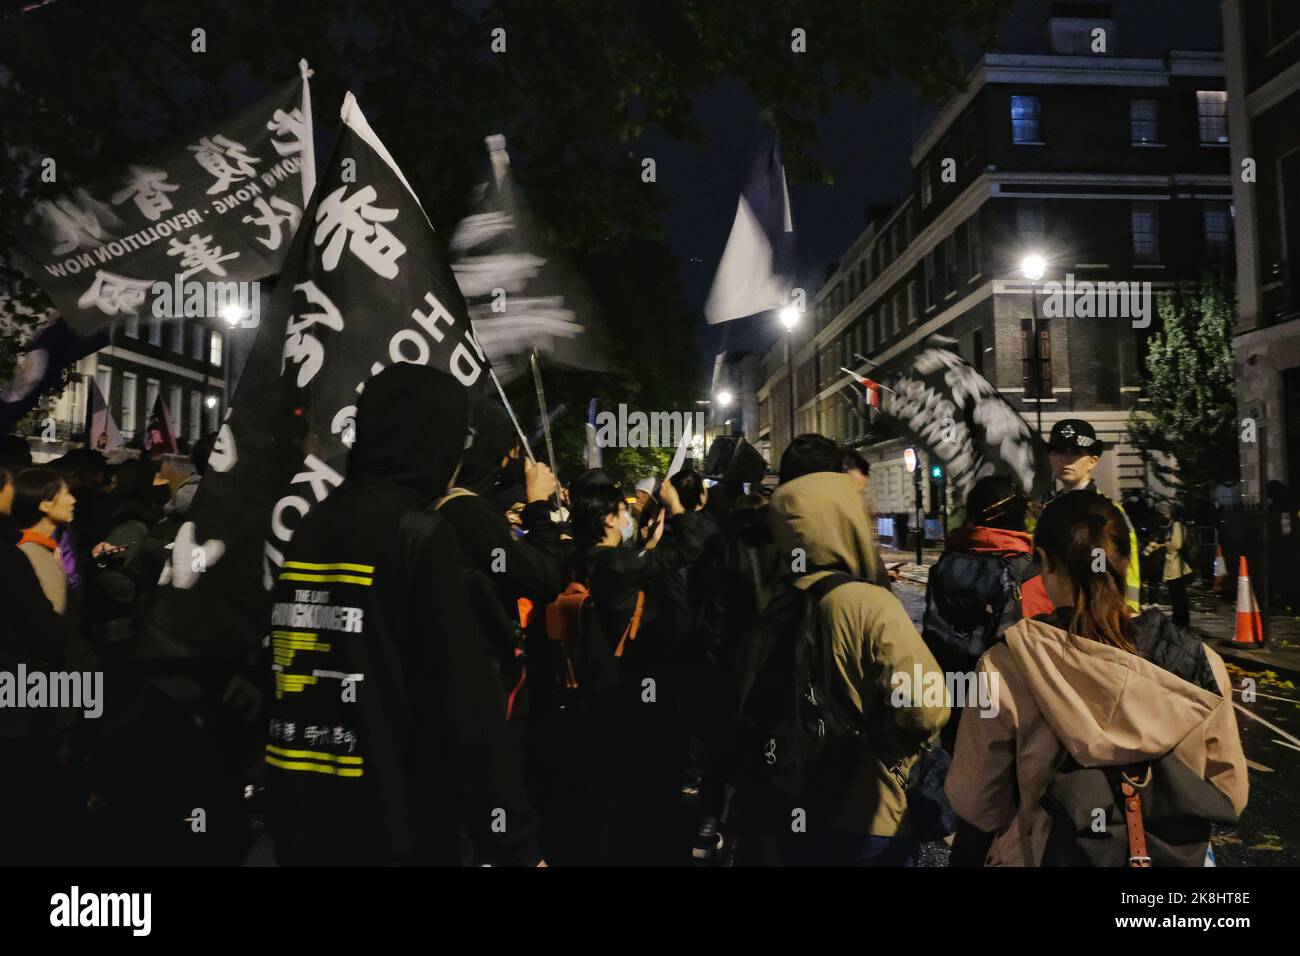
{"left": 77, "top": 270, "right": 154, "bottom": 316}
{"left": 166, "top": 233, "right": 240, "bottom": 280}
{"left": 242, "top": 196, "right": 302, "bottom": 251}
{"left": 314, "top": 184, "right": 406, "bottom": 279}
{"left": 267, "top": 107, "right": 309, "bottom": 159}
{"left": 36, "top": 189, "right": 122, "bottom": 256}
{"left": 110, "top": 166, "right": 180, "bottom": 222}
{"left": 282, "top": 280, "right": 344, "bottom": 387}
{"left": 188, "top": 134, "right": 261, "bottom": 195}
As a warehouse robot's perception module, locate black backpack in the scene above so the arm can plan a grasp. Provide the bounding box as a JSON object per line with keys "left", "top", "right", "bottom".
{"left": 921, "top": 551, "right": 1035, "bottom": 673}
{"left": 728, "top": 573, "right": 875, "bottom": 816}
{"left": 1037, "top": 752, "right": 1239, "bottom": 867}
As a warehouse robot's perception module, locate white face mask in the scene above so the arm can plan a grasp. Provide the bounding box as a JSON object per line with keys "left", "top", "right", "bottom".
{"left": 620, "top": 509, "right": 636, "bottom": 543}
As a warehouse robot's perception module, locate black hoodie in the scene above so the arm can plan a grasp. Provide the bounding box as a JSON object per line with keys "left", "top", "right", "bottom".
{"left": 264, "top": 363, "right": 541, "bottom": 866}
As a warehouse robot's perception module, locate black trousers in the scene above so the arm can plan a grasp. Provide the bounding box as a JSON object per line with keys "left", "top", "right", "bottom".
{"left": 1164, "top": 573, "right": 1191, "bottom": 627}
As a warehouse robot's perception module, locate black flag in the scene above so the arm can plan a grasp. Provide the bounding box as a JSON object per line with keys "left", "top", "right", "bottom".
{"left": 875, "top": 342, "right": 1051, "bottom": 502}
{"left": 144, "top": 92, "right": 489, "bottom": 658}
{"left": 450, "top": 135, "right": 607, "bottom": 383}
{"left": 8, "top": 69, "right": 315, "bottom": 338}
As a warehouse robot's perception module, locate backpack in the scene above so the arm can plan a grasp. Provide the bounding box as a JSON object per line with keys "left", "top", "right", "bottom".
{"left": 727, "top": 573, "right": 874, "bottom": 816}
{"left": 543, "top": 579, "right": 643, "bottom": 699}
{"left": 1175, "top": 521, "right": 1201, "bottom": 568}
{"left": 921, "top": 551, "right": 1035, "bottom": 672}
{"left": 1036, "top": 752, "right": 1239, "bottom": 867}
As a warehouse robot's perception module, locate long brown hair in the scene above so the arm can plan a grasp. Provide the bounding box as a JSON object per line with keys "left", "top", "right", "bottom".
{"left": 1034, "top": 490, "right": 1135, "bottom": 653}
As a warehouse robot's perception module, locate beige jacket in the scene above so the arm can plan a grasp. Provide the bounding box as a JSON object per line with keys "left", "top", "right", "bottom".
{"left": 19, "top": 539, "right": 67, "bottom": 615}
{"left": 770, "top": 472, "right": 949, "bottom": 836}
{"left": 945, "top": 617, "right": 1248, "bottom": 866}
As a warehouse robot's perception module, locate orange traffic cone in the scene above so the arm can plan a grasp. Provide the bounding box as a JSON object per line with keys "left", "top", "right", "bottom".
{"left": 1230, "top": 556, "right": 1264, "bottom": 647}
{"left": 1212, "top": 544, "right": 1227, "bottom": 594}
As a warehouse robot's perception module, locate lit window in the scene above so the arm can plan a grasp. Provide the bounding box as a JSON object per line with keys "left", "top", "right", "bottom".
{"left": 1011, "top": 95, "right": 1042, "bottom": 144}
{"left": 1196, "top": 91, "right": 1228, "bottom": 144}
{"left": 210, "top": 330, "right": 223, "bottom": 367}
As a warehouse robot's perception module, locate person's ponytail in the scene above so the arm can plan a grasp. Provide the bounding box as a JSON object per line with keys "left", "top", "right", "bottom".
{"left": 1036, "top": 491, "right": 1135, "bottom": 653}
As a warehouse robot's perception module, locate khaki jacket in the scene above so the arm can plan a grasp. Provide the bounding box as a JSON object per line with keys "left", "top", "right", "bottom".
{"left": 945, "top": 617, "right": 1248, "bottom": 866}
{"left": 770, "top": 472, "right": 949, "bottom": 836}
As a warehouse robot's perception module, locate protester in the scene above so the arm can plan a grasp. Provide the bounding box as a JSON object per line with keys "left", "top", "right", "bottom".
{"left": 11, "top": 467, "right": 77, "bottom": 615}
{"left": 1043, "top": 419, "right": 1141, "bottom": 612}
{"left": 89, "top": 458, "right": 174, "bottom": 647}
{"left": 753, "top": 460, "right": 949, "bottom": 866}
{"left": 434, "top": 401, "right": 569, "bottom": 747}
{"left": 923, "top": 474, "right": 1052, "bottom": 751}
{"left": 632, "top": 476, "right": 656, "bottom": 522}
{"left": 562, "top": 475, "right": 703, "bottom": 864}
{"left": 946, "top": 490, "right": 1248, "bottom": 866}
{"left": 169, "top": 431, "right": 216, "bottom": 517}
{"left": 263, "top": 363, "right": 542, "bottom": 866}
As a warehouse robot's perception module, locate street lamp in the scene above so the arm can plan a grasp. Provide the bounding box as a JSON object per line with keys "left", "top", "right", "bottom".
{"left": 779, "top": 306, "right": 800, "bottom": 447}
{"left": 716, "top": 389, "right": 734, "bottom": 407}
{"left": 220, "top": 303, "right": 247, "bottom": 328}
{"left": 1021, "top": 253, "right": 1046, "bottom": 441}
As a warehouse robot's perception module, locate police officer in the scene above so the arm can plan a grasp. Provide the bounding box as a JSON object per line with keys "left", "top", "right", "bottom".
{"left": 1043, "top": 419, "right": 1142, "bottom": 613}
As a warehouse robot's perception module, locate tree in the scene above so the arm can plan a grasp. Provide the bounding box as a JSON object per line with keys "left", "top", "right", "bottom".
{"left": 0, "top": 0, "right": 1013, "bottom": 442}
{"left": 1128, "top": 277, "right": 1239, "bottom": 506}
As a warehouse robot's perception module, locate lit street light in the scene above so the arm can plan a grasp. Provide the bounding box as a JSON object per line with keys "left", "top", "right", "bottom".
{"left": 716, "top": 389, "right": 734, "bottom": 407}
{"left": 220, "top": 303, "right": 247, "bottom": 327}
{"left": 778, "top": 305, "right": 801, "bottom": 446}
{"left": 1021, "top": 253, "right": 1046, "bottom": 440}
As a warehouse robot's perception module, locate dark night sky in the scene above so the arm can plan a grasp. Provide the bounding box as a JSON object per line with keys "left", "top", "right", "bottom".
{"left": 666, "top": 0, "right": 1224, "bottom": 375}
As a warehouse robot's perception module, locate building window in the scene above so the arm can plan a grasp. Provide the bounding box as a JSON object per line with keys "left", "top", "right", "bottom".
{"left": 173, "top": 318, "right": 186, "bottom": 353}
{"left": 192, "top": 324, "right": 206, "bottom": 361}
{"left": 1130, "top": 98, "right": 1159, "bottom": 145}
{"left": 973, "top": 328, "right": 986, "bottom": 377}
{"left": 905, "top": 207, "right": 916, "bottom": 247}
{"left": 170, "top": 385, "right": 183, "bottom": 436}
{"left": 189, "top": 392, "right": 202, "bottom": 442}
{"left": 125, "top": 314, "right": 140, "bottom": 338}
{"left": 1196, "top": 90, "right": 1228, "bottom": 144}
{"left": 921, "top": 163, "right": 933, "bottom": 208}
{"left": 149, "top": 320, "right": 163, "bottom": 347}
{"left": 145, "top": 378, "right": 160, "bottom": 422}
{"left": 1021, "top": 323, "right": 1052, "bottom": 398}
{"left": 210, "top": 330, "right": 223, "bottom": 367}
{"left": 907, "top": 279, "right": 918, "bottom": 324}
{"left": 1131, "top": 201, "right": 1161, "bottom": 263}
{"left": 1011, "top": 95, "right": 1042, "bottom": 144}
{"left": 1017, "top": 201, "right": 1047, "bottom": 246}
{"left": 857, "top": 260, "right": 866, "bottom": 293}
{"left": 94, "top": 365, "right": 112, "bottom": 404}
{"left": 893, "top": 290, "right": 904, "bottom": 334}
{"left": 881, "top": 298, "right": 893, "bottom": 341}
{"left": 121, "top": 372, "right": 138, "bottom": 437}
{"left": 945, "top": 233, "right": 961, "bottom": 294}
{"left": 1203, "top": 202, "right": 1232, "bottom": 261}
{"left": 924, "top": 253, "right": 937, "bottom": 310}
{"left": 866, "top": 310, "right": 876, "bottom": 350}
{"left": 968, "top": 215, "right": 982, "bottom": 276}
{"left": 207, "top": 395, "right": 219, "bottom": 433}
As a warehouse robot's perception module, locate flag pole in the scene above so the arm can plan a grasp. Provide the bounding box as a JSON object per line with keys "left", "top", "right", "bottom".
{"left": 529, "top": 350, "right": 561, "bottom": 510}
{"left": 488, "top": 365, "right": 535, "bottom": 463}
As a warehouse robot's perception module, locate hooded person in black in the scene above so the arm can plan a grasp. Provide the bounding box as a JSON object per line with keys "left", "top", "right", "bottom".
{"left": 264, "top": 363, "right": 542, "bottom": 866}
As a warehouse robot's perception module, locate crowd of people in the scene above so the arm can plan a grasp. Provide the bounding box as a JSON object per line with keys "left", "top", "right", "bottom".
{"left": 0, "top": 367, "right": 1249, "bottom": 867}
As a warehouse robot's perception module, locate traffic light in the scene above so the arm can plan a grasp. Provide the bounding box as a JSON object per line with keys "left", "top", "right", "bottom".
{"left": 930, "top": 463, "right": 944, "bottom": 480}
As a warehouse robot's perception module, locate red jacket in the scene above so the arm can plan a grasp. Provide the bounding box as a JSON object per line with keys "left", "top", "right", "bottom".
{"left": 944, "top": 524, "right": 1054, "bottom": 619}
